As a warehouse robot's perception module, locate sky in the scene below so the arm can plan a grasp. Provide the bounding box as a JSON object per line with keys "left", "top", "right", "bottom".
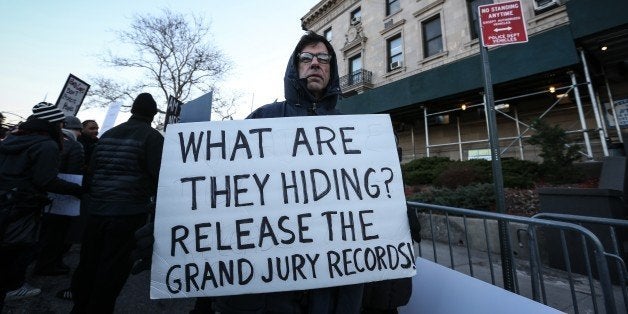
{"left": 0, "top": 0, "right": 320, "bottom": 126}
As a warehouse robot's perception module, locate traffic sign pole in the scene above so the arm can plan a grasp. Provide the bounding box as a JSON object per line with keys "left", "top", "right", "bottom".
{"left": 476, "top": 0, "right": 530, "bottom": 293}
{"left": 479, "top": 43, "right": 515, "bottom": 293}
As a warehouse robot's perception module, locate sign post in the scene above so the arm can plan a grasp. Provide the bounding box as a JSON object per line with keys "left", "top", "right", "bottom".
{"left": 476, "top": 0, "right": 529, "bottom": 292}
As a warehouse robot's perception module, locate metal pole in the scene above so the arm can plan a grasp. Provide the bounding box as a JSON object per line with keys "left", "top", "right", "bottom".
{"left": 457, "top": 116, "right": 463, "bottom": 160}
{"left": 569, "top": 71, "right": 593, "bottom": 158}
{"left": 596, "top": 92, "right": 609, "bottom": 139}
{"left": 580, "top": 48, "right": 609, "bottom": 156}
{"left": 604, "top": 74, "right": 623, "bottom": 143}
{"left": 514, "top": 106, "right": 525, "bottom": 160}
{"left": 424, "top": 106, "right": 430, "bottom": 157}
{"left": 411, "top": 125, "right": 416, "bottom": 159}
{"left": 480, "top": 44, "right": 515, "bottom": 292}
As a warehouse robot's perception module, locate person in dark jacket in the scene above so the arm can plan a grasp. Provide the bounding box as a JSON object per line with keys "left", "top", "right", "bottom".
{"left": 34, "top": 115, "right": 85, "bottom": 276}
{"left": 0, "top": 102, "right": 83, "bottom": 309}
{"left": 207, "top": 30, "right": 363, "bottom": 314}
{"left": 70, "top": 93, "right": 164, "bottom": 314}
{"left": 76, "top": 119, "right": 99, "bottom": 170}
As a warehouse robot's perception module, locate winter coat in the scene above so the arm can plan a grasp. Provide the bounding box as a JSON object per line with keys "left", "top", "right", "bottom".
{"left": 77, "top": 133, "right": 98, "bottom": 169}
{"left": 86, "top": 115, "right": 163, "bottom": 216}
{"left": 59, "top": 129, "right": 84, "bottom": 175}
{"left": 0, "top": 119, "right": 82, "bottom": 197}
{"left": 214, "top": 37, "right": 364, "bottom": 314}
{"left": 0, "top": 119, "right": 82, "bottom": 244}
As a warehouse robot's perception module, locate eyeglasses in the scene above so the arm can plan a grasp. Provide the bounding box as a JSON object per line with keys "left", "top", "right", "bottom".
{"left": 297, "top": 52, "right": 332, "bottom": 64}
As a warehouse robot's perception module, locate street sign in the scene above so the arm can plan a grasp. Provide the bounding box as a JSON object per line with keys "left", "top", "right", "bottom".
{"left": 478, "top": 0, "right": 528, "bottom": 47}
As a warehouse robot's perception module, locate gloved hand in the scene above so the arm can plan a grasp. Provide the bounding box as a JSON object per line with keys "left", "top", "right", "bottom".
{"left": 406, "top": 206, "right": 422, "bottom": 243}
{"left": 130, "top": 222, "right": 155, "bottom": 275}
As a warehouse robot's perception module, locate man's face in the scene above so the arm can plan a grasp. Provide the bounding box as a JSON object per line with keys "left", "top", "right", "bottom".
{"left": 83, "top": 121, "right": 99, "bottom": 139}
{"left": 298, "top": 42, "right": 331, "bottom": 100}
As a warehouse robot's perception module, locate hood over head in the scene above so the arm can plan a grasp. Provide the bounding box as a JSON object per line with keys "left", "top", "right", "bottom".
{"left": 284, "top": 31, "right": 341, "bottom": 111}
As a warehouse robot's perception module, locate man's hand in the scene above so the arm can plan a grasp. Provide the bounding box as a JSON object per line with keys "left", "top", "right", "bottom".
{"left": 130, "top": 222, "right": 155, "bottom": 275}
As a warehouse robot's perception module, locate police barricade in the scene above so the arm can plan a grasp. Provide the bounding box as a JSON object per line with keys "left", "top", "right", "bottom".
{"left": 406, "top": 201, "right": 625, "bottom": 314}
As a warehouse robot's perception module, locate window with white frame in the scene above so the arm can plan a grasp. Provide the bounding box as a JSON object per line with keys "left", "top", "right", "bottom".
{"left": 387, "top": 34, "right": 403, "bottom": 71}
{"left": 422, "top": 15, "right": 443, "bottom": 58}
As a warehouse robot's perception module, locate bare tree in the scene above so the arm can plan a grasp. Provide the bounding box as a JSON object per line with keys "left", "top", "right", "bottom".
{"left": 87, "top": 9, "right": 231, "bottom": 115}
{"left": 211, "top": 88, "right": 242, "bottom": 120}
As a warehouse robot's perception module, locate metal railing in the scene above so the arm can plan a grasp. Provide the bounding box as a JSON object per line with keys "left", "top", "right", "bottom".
{"left": 339, "top": 69, "right": 373, "bottom": 89}
{"left": 531, "top": 212, "right": 628, "bottom": 314}
{"left": 407, "top": 201, "right": 627, "bottom": 314}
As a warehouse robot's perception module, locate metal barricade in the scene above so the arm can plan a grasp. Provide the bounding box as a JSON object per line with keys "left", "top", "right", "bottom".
{"left": 407, "top": 201, "right": 626, "bottom": 314}
{"left": 531, "top": 212, "right": 628, "bottom": 314}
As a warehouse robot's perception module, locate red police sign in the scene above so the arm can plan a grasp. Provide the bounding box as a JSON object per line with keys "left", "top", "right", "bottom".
{"left": 478, "top": 0, "right": 528, "bottom": 47}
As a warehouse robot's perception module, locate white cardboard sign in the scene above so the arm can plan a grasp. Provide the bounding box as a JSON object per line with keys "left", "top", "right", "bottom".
{"left": 150, "top": 114, "right": 415, "bottom": 299}
{"left": 48, "top": 173, "right": 82, "bottom": 216}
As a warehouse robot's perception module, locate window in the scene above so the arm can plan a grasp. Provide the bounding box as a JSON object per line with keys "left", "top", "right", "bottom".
{"left": 386, "top": 0, "right": 401, "bottom": 16}
{"left": 387, "top": 34, "right": 403, "bottom": 71}
{"left": 349, "top": 54, "right": 362, "bottom": 85}
{"left": 468, "top": 0, "right": 492, "bottom": 40}
{"left": 422, "top": 15, "right": 443, "bottom": 58}
{"left": 350, "top": 7, "right": 361, "bottom": 25}
{"left": 324, "top": 28, "right": 332, "bottom": 42}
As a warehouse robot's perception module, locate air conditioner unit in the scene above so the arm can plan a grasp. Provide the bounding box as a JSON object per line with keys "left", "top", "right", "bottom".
{"left": 351, "top": 16, "right": 361, "bottom": 25}
{"left": 533, "top": 0, "right": 562, "bottom": 11}
{"left": 390, "top": 60, "right": 402, "bottom": 70}
{"left": 384, "top": 19, "right": 394, "bottom": 29}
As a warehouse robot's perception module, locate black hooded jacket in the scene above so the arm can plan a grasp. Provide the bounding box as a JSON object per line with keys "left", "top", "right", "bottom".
{"left": 0, "top": 119, "right": 82, "bottom": 197}
{"left": 246, "top": 41, "right": 341, "bottom": 119}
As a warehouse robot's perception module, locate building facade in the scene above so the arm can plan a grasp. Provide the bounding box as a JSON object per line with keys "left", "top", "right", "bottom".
{"left": 301, "top": 0, "right": 628, "bottom": 162}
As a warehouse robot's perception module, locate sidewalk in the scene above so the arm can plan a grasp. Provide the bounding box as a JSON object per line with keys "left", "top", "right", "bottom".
{"left": 2, "top": 244, "right": 194, "bottom": 313}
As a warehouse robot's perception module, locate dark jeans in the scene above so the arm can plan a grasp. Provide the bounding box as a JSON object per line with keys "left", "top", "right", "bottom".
{"left": 34, "top": 213, "right": 72, "bottom": 273}
{"left": 70, "top": 213, "right": 148, "bottom": 314}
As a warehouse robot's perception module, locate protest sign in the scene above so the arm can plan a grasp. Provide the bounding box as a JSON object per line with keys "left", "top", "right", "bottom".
{"left": 164, "top": 95, "right": 184, "bottom": 130}
{"left": 55, "top": 74, "right": 90, "bottom": 116}
{"left": 48, "top": 173, "right": 82, "bottom": 216}
{"left": 150, "top": 114, "right": 415, "bottom": 299}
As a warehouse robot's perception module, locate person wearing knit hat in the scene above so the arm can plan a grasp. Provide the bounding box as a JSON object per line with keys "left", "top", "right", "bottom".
{"left": 131, "top": 93, "right": 158, "bottom": 118}
{"left": 32, "top": 102, "right": 66, "bottom": 123}
{"left": 33, "top": 114, "right": 86, "bottom": 278}
{"left": 0, "top": 105, "right": 83, "bottom": 306}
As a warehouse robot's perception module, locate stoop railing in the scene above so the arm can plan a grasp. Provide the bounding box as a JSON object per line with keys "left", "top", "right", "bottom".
{"left": 407, "top": 201, "right": 627, "bottom": 314}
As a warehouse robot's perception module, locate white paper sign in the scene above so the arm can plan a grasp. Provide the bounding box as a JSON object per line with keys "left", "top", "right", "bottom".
{"left": 150, "top": 114, "right": 415, "bottom": 299}
{"left": 48, "top": 173, "right": 82, "bottom": 216}
{"left": 100, "top": 101, "right": 122, "bottom": 135}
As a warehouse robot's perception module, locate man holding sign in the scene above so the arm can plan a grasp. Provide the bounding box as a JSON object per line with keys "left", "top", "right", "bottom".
{"left": 226, "top": 31, "right": 361, "bottom": 313}
{"left": 144, "top": 31, "right": 417, "bottom": 313}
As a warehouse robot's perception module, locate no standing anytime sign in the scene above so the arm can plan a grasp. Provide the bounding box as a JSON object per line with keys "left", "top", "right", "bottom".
{"left": 478, "top": 0, "right": 528, "bottom": 47}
